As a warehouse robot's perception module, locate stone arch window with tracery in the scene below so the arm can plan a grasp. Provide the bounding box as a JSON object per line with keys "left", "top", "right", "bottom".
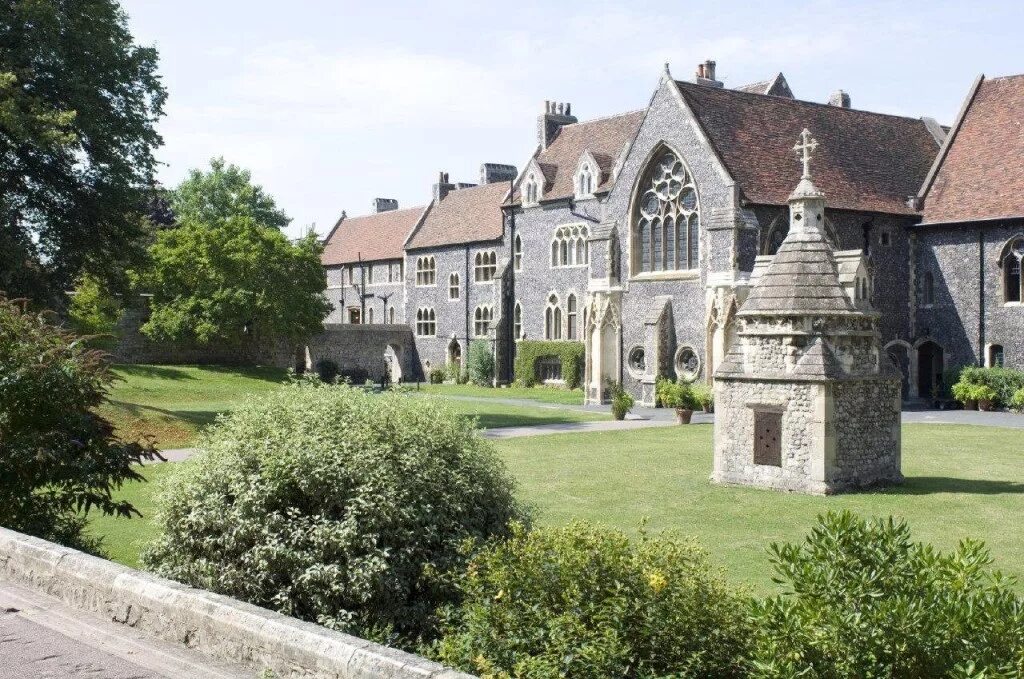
{"left": 523, "top": 172, "right": 540, "bottom": 205}
{"left": 415, "top": 256, "right": 435, "bottom": 286}
{"left": 513, "top": 301, "right": 523, "bottom": 339}
{"left": 551, "top": 225, "right": 589, "bottom": 268}
{"left": 544, "top": 293, "right": 563, "bottom": 340}
{"left": 514, "top": 234, "right": 523, "bottom": 271}
{"left": 1001, "top": 237, "right": 1023, "bottom": 304}
{"left": 474, "top": 305, "right": 493, "bottom": 337}
{"left": 449, "top": 272, "right": 460, "bottom": 300}
{"left": 576, "top": 161, "right": 595, "bottom": 198}
{"left": 415, "top": 307, "right": 435, "bottom": 337}
{"left": 633, "top": 148, "right": 699, "bottom": 274}
{"left": 474, "top": 250, "right": 497, "bottom": 282}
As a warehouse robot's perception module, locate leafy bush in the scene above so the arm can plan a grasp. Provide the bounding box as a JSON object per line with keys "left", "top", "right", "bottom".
{"left": 338, "top": 367, "right": 368, "bottom": 384}
{"left": 958, "top": 366, "right": 1024, "bottom": 407}
{"left": 514, "top": 340, "right": 585, "bottom": 388}
{"left": 691, "top": 382, "right": 714, "bottom": 411}
{"left": 0, "top": 295, "right": 157, "bottom": 550}
{"left": 951, "top": 380, "right": 977, "bottom": 405}
{"left": 431, "top": 521, "right": 751, "bottom": 678}
{"left": 1010, "top": 388, "right": 1024, "bottom": 412}
{"left": 749, "top": 511, "right": 1024, "bottom": 678}
{"left": 143, "top": 383, "right": 528, "bottom": 646}
{"left": 610, "top": 380, "right": 634, "bottom": 420}
{"left": 467, "top": 340, "right": 494, "bottom": 386}
{"left": 444, "top": 360, "right": 461, "bottom": 383}
{"left": 659, "top": 380, "right": 698, "bottom": 410}
{"left": 67, "top": 275, "right": 123, "bottom": 349}
{"left": 314, "top": 358, "right": 338, "bottom": 383}
{"left": 430, "top": 366, "right": 446, "bottom": 384}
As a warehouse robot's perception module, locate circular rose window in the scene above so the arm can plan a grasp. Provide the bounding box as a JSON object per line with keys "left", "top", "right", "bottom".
{"left": 675, "top": 346, "right": 700, "bottom": 382}
{"left": 627, "top": 346, "right": 646, "bottom": 378}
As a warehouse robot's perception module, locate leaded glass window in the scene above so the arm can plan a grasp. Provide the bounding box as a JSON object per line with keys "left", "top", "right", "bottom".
{"left": 634, "top": 149, "right": 699, "bottom": 273}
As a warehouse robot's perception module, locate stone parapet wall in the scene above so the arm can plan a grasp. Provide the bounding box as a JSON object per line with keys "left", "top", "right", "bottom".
{"left": 0, "top": 527, "right": 473, "bottom": 679}
{"left": 305, "top": 324, "right": 420, "bottom": 383}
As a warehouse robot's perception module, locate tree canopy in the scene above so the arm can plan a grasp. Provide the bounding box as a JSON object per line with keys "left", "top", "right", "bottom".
{"left": 0, "top": 0, "right": 166, "bottom": 303}
{"left": 170, "top": 157, "right": 291, "bottom": 230}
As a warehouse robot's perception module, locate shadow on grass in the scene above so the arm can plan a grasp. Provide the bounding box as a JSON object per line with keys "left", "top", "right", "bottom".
{"left": 194, "top": 364, "right": 290, "bottom": 383}
{"left": 112, "top": 364, "right": 198, "bottom": 381}
{"left": 470, "top": 413, "right": 586, "bottom": 429}
{"left": 107, "top": 399, "right": 221, "bottom": 428}
{"left": 884, "top": 476, "right": 1024, "bottom": 496}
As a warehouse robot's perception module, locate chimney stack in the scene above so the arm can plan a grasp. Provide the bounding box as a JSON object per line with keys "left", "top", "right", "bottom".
{"left": 829, "top": 90, "right": 851, "bottom": 108}
{"left": 372, "top": 198, "right": 399, "bottom": 213}
{"left": 537, "top": 100, "right": 577, "bottom": 151}
{"left": 433, "top": 171, "right": 455, "bottom": 203}
{"left": 480, "top": 163, "right": 518, "bottom": 185}
{"left": 694, "top": 59, "right": 723, "bottom": 88}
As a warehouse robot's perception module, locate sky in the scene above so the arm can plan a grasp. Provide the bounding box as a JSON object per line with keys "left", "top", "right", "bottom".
{"left": 120, "top": 0, "right": 1024, "bottom": 240}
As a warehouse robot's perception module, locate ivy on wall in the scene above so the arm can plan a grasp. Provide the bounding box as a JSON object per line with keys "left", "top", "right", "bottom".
{"left": 514, "top": 340, "right": 585, "bottom": 389}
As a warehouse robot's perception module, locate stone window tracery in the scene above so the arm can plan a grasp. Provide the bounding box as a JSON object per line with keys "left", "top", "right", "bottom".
{"left": 415, "top": 256, "right": 435, "bottom": 286}
{"left": 514, "top": 234, "right": 523, "bottom": 271}
{"left": 474, "top": 305, "right": 493, "bottom": 337}
{"left": 415, "top": 307, "right": 435, "bottom": 337}
{"left": 1002, "top": 237, "right": 1023, "bottom": 303}
{"left": 544, "top": 293, "right": 562, "bottom": 340}
{"left": 551, "top": 225, "right": 589, "bottom": 268}
{"left": 513, "top": 302, "right": 523, "bottom": 339}
{"left": 575, "top": 161, "right": 595, "bottom": 198}
{"left": 627, "top": 346, "right": 646, "bottom": 378}
{"left": 566, "top": 294, "right": 578, "bottom": 340}
{"left": 449, "top": 272, "right": 460, "bottom": 300}
{"left": 474, "top": 251, "right": 497, "bottom": 282}
{"left": 523, "top": 172, "right": 540, "bottom": 205}
{"left": 675, "top": 346, "right": 700, "bottom": 382}
{"left": 633, "top": 148, "right": 699, "bottom": 274}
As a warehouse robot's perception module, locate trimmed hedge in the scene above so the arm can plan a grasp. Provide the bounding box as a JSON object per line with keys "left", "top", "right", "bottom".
{"left": 514, "top": 340, "right": 585, "bottom": 389}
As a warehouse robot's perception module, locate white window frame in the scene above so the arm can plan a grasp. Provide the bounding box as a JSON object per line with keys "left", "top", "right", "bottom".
{"left": 474, "top": 304, "right": 493, "bottom": 338}
{"left": 415, "top": 307, "right": 436, "bottom": 337}
{"left": 514, "top": 234, "right": 523, "bottom": 271}
{"left": 415, "top": 256, "right": 436, "bottom": 287}
{"left": 449, "top": 272, "right": 460, "bottom": 300}
{"left": 474, "top": 250, "right": 497, "bottom": 283}
{"left": 550, "top": 224, "right": 589, "bottom": 268}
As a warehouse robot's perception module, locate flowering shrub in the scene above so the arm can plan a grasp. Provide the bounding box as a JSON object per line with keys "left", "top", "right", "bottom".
{"left": 430, "top": 521, "right": 751, "bottom": 678}
{"left": 143, "top": 382, "right": 527, "bottom": 646}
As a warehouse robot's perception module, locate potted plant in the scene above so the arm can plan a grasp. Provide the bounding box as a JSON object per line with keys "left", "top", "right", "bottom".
{"left": 951, "top": 380, "right": 977, "bottom": 410}
{"left": 661, "top": 381, "right": 696, "bottom": 424}
{"left": 974, "top": 385, "right": 997, "bottom": 411}
{"left": 608, "top": 381, "right": 634, "bottom": 421}
{"left": 692, "top": 382, "right": 714, "bottom": 414}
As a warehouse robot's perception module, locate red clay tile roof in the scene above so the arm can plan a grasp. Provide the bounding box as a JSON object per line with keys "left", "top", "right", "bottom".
{"left": 920, "top": 74, "right": 1024, "bottom": 224}
{"left": 734, "top": 73, "right": 794, "bottom": 98}
{"left": 406, "top": 181, "right": 508, "bottom": 249}
{"left": 512, "top": 110, "right": 645, "bottom": 204}
{"left": 321, "top": 206, "right": 425, "bottom": 266}
{"left": 675, "top": 81, "right": 940, "bottom": 215}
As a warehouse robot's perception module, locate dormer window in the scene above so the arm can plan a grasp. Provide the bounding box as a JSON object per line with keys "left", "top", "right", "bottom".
{"left": 576, "top": 163, "right": 594, "bottom": 198}
{"left": 523, "top": 173, "right": 540, "bottom": 206}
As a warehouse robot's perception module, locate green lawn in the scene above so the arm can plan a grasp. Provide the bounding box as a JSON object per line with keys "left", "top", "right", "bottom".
{"left": 419, "top": 382, "right": 585, "bottom": 405}
{"left": 417, "top": 394, "right": 606, "bottom": 429}
{"left": 88, "top": 423, "right": 1024, "bottom": 595}
{"left": 100, "top": 364, "right": 290, "bottom": 448}
{"left": 87, "top": 462, "right": 176, "bottom": 568}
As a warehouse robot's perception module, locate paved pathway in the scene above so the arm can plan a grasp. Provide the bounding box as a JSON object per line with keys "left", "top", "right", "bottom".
{"left": 0, "top": 583, "right": 248, "bottom": 679}
{"left": 901, "top": 409, "right": 1024, "bottom": 428}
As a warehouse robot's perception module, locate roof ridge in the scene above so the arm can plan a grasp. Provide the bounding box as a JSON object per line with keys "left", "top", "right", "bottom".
{"left": 343, "top": 205, "right": 427, "bottom": 221}
{"left": 674, "top": 79, "right": 929, "bottom": 124}
{"left": 559, "top": 108, "right": 646, "bottom": 128}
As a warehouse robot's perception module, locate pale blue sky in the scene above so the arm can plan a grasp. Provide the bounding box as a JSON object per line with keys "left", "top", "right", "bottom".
{"left": 121, "top": 0, "right": 1024, "bottom": 239}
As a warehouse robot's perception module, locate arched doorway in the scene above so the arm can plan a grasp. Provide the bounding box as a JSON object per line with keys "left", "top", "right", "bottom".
{"left": 384, "top": 344, "right": 402, "bottom": 384}
{"left": 916, "top": 341, "right": 944, "bottom": 401}
{"left": 447, "top": 339, "right": 462, "bottom": 371}
{"left": 885, "top": 342, "right": 911, "bottom": 400}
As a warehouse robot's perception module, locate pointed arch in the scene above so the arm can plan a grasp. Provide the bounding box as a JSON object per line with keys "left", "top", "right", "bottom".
{"left": 629, "top": 143, "right": 700, "bottom": 276}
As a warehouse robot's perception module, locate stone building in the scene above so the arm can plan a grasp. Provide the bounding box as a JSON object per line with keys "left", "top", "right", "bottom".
{"left": 317, "top": 61, "right": 1021, "bottom": 402}
{"left": 713, "top": 132, "right": 902, "bottom": 494}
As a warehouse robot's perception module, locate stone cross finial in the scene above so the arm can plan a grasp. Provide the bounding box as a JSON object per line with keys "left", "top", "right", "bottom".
{"left": 793, "top": 128, "right": 818, "bottom": 180}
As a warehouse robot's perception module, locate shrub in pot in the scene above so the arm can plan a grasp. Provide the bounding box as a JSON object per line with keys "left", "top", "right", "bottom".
{"left": 974, "top": 384, "right": 998, "bottom": 411}
{"left": 1010, "top": 387, "right": 1024, "bottom": 413}
{"left": 691, "top": 382, "right": 714, "bottom": 413}
{"left": 951, "top": 380, "right": 977, "bottom": 410}
{"left": 661, "top": 381, "right": 697, "bottom": 424}
{"left": 143, "top": 383, "right": 528, "bottom": 646}
{"left": 609, "top": 380, "right": 634, "bottom": 420}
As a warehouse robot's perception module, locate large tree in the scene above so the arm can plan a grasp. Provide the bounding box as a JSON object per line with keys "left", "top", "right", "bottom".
{"left": 171, "top": 157, "right": 290, "bottom": 230}
{"left": 0, "top": 0, "right": 166, "bottom": 303}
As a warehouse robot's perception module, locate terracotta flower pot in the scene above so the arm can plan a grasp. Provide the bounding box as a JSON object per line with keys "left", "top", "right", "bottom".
{"left": 675, "top": 408, "right": 694, "bottom": 425}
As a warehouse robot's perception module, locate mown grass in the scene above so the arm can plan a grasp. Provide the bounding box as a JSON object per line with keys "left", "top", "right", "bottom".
{"left": 419, "top": 383, "right": 586, "bottom": 405}
{"left": 89, "top": 422, "right": 1024, "bottom": 595}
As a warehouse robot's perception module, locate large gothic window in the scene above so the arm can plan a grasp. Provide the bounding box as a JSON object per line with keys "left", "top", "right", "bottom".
{"left": 545, "top": 293, "right": 562, "bottom": 340}
{"left": 633, "top": 148, "right": 699, "bottom": 274}
{"left": 474, "top": 251, "right": 497, "bottom": 282}
{"left": 551, "top": 225, "right": 589, "bottom": 268}
{"left": 1002, "top": 237, "right": 1023, "bottom": 303}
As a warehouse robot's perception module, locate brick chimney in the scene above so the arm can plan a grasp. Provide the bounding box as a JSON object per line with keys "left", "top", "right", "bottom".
{"left": 480, "top": 163, "right": 518, "bottom": 185}
{"left": 372, "top": 198, "right": 398, "bottom": 213}
{"left": 433, "top": 171, "right": 455, "bottom": 203}
{"left": 695, "top": 59, "right": 723, "bottom": 88}
{"left": 537, "top": 101, "right": 577, "bottom": 151}
{"left": 829, "top": 90, "right": 851, "bottom": 108}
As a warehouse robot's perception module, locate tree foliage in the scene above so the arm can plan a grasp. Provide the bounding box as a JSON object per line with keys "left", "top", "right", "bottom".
{"left": 0, "top": 0, "right": 166, "bottom": 302}
{"left": 138, "top": 216, "right": 330, "bottom": 344}
{"left": 144, "top": 383, "right": 528, "bottom": 646}
{"left": 750, "top": 511, "right": 1024, "bottom": 678}
{"left": 0, "top": 294, "right": 158, "bottom": 550}
{"left": 467, "top": 340, "right": 494, "bottom": 386}
{"left": 68, "top": 275, "right": 123, "bottom": 349}
{"left": 170, "top": 157, "right": 290, "bottom": 230}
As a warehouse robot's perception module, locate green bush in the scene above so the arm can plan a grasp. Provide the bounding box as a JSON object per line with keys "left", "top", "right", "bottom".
{"left": 610, "top": 380, "right": 635, "bottom": 420}
{"left": 0, "top": 295, "right": 157, "bottom": 550}
{"left": 314, "top": 358, "right": 338, "bottom": 383}
{"left": 958, "top": 366, "right": 1024, "bottom": 407}
{"left": 1010, "top": 388, "right": 1024, "bottom": 412}
{"left": 430, "top": 366, "right": 446, "bottom": 384}
{"left": 143, "top": 383, "right": 528, "bottom": 646}
{"left": 431, "top": 521, "right": 752, "bottom": 678}
{"left": 951, "top": 380, "right": 976, "bottom": 404}
{"left": 514, "top": 340, "right": 585, "bottom": 388}
{"left": 691, "top": 382, "right": 714, "bottom": 411}
{"left": 659, "top": 380, "right": 699, "bottom": 410}
{"left": 749, "top": 511, "right": 1024, "bottom": 678}
{"left": 444, "top": 360, "right": 461, "bottom": 383}
{"left": 67, "top": 274, "right": 123, "bottom": 349}
{"left": 467, "top": 340, "right": 494, "bottom": 386}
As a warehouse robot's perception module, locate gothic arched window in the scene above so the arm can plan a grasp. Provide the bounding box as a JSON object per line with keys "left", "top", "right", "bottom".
{"left": 474, "top": 305, "right": 493, "bottom": 337}
{"left": 523, "top": 173, "right": 540, "bottom": 205}
{"left": 474, "top": 251, "right": 497, "bottom": 282}
{"left": 545, "top": 293, "right": 562, "bottom": 340}
{"left": 576, "top": 162, "right": 595, "bottom": 198}
{"left": 633, "top": 148, "right": 699, "bottom": 274}
{"left": 921, "top": 271, "right": 935, "bottom": 306}
{"left": 514, "top": 234, "right": 523, "bottom": 271}
{"left": 415, "top": 307, "right": 435, "bottom": 336}
{"left": 566, "top": 294, "right": 578, "bottom": 340}
{"left": 416, "top": 256, "right": 435, "bottom": 286}
{"left": 449, "top": 272, "right": 460, "bottom": 299}
{"left": 551, "top": 225, "right": 589, "bottom": 268}
{"left": 513, "top": 302, "right": 522, "bottom": 339}
{"left": 1002, "top": 237, "right": 1023, "bottom": 303}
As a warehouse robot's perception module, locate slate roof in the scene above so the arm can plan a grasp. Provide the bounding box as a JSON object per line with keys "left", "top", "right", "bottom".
{"left": 511, "top": 110, "right": 645, "bottom": 204}
{"left": 674, "top": 81, "right": 940, "bottom": 215}
{"left": 919, "top": 74, "right": 1024, "bottom": 224}
{"left": 734, "top": 73, "right": 794, "bottom": 98}
{"left": 406, "top": 181, "right": 508, "bottom": 250}
{"left": 321, "top": 206, "right": 425, "bottom": 266}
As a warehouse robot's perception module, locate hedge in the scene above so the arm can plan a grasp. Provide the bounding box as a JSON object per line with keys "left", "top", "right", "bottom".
{"left": 514, "top": 340, "right": 585, "bottom": 389}
{"left": 957, "top": 366, "right": 1024, "bottom": 406}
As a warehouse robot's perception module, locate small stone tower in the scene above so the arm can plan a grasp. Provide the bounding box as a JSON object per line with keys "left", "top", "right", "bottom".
{"left": 712, "top": 130, "right": 902, "bottom": 495}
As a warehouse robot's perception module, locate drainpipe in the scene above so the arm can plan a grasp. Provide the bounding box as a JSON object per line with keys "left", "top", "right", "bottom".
{"left": 978, "top": 228, "right": 985, "bottom": 366}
